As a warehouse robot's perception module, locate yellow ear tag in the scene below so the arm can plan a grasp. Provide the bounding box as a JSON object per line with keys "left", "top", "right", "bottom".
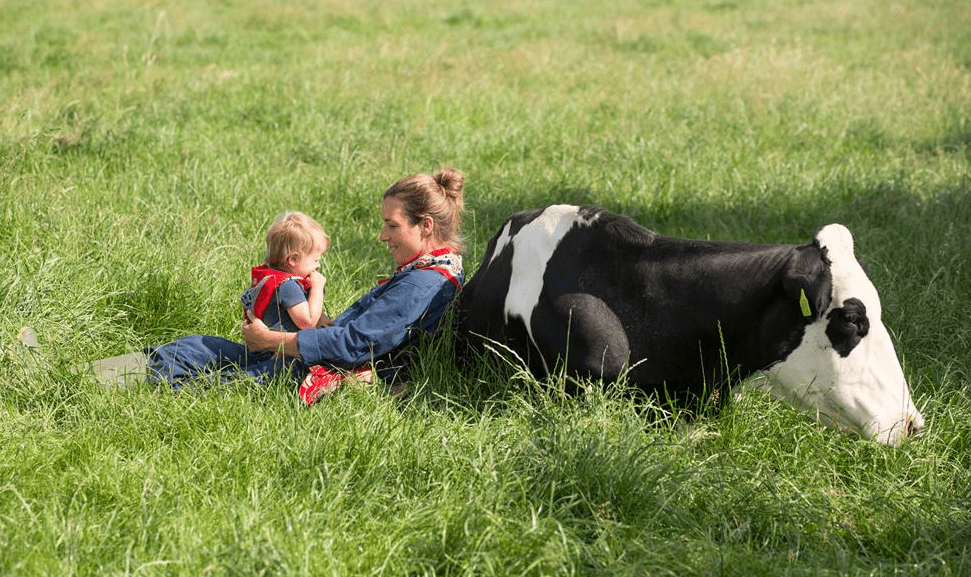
{"left": 799, "top": 288, "right": 813, "bottom": 318}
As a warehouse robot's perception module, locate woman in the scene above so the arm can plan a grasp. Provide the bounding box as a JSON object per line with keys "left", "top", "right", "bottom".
{"left": 132, "top": 168, "right": 465, "bottom": 401}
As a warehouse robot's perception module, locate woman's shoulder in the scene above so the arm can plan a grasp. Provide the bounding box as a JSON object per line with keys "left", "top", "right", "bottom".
{"left": 401, "top": 263, "right": 463, "bottom": 289}
{"left": 365, "top": 267, "right": 461, "bottom": 308}
{"left": 382, "top": 266, "right": 453, "bottom": 290}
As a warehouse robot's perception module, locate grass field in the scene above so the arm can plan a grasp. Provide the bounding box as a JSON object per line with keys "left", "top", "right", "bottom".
{"left": 2, "top": 0, "right": 970, "bottom": 574}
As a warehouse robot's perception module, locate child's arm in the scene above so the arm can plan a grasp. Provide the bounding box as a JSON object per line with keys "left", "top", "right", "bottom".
{"left": 286, "top": 271, "right": 326, "bottom": 329}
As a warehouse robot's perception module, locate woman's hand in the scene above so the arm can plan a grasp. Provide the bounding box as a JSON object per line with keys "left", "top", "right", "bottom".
{"left": 242, "top": 311, "right": 272, "bottom": 351}
{"left": 241, "top": 310, "right": 297, "bottom": 357}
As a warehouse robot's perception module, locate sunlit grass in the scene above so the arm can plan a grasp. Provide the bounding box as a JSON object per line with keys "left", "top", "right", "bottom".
{"left": 2, "top": 0, "right": 970, "bottom": 574}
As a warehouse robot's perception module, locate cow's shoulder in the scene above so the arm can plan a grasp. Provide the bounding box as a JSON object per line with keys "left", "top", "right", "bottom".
{"left": 503, "top": 208, "right": 543, "bottom": 234}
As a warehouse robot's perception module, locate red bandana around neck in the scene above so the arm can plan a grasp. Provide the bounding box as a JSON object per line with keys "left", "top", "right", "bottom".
{"left": 377, "top": 248, "right": 463, "bottom": 289}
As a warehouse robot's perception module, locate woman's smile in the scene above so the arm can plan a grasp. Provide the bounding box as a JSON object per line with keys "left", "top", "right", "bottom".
{"left": 380, "top": 196, "right": 428, "bottom": 265}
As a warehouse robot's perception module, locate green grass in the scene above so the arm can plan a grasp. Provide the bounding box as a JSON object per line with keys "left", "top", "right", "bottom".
{"left": 2, "top": 0, "right": 970, "bottom": 574}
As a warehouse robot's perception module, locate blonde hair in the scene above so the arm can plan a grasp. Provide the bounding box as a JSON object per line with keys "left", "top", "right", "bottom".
{"left": 264, "top": 212, "right": 330, "bottom": 268}
{"left": 383, "top": 168, "right": 465, "bottom": 250}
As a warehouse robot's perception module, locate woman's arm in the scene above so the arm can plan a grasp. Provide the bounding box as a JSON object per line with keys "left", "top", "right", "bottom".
{"left": 244, "top": 269, "right": 457, "bottom": 368}
{"left": 296, "top": 271, "right": 455, "bottom": 367}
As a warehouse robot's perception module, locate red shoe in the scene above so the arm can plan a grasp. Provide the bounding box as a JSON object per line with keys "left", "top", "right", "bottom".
{"left": 299, "top": 365, "right": 344, "bottom": 406}
{"left": 299, "top": 365, "right": 375, "bottom": 407}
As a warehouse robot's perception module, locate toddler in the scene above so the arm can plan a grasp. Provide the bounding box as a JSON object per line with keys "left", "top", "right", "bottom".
{"left": 241, "top": 212, "right": 330, "bottom": 336}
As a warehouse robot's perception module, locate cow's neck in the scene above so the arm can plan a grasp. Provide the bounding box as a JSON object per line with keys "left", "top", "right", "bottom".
{"left": 634, "top": 241, "right": 802, "bottom": 382}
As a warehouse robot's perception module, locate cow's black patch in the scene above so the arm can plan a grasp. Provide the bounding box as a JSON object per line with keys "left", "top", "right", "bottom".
{"left": 825, "top": 297, "right": 870, "bottom": 357}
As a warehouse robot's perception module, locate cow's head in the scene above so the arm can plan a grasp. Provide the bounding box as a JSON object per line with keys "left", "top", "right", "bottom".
{"left": 765, "top": 224, "right": 924, "bottom": 445}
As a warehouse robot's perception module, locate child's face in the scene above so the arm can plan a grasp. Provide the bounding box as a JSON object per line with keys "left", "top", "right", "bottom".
{"left": 286, "top": 233, "right": 327, "bottom": 278}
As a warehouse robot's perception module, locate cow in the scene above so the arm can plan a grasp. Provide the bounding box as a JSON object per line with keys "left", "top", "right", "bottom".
{"left": 454, "top": 204, "right": 924, "bottom": 446}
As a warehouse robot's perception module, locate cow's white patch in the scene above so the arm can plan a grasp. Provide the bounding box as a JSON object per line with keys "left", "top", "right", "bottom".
{"left": 816, "top": 224, "right": 882, "bottom": 322}
{"left": 487, "top": 221, "right": 514, "bottom": 269}
{"left": 764, "top": 224, "right": 923, "bottom": 445}
{"left": 501, "top": 205, "right": 587, "bottom": 373}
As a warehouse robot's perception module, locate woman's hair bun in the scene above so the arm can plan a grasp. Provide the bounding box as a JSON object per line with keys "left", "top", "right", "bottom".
{"left": 434, "top": 168, "right": 464, "bottom": 199}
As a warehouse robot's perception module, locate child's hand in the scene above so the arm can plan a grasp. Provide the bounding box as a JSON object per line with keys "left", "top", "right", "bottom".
{"left": 316, "top": 315, "right": 334, "bottom": 327}
{"left": 308, "top": 270, "right": 325, "bottom": 289}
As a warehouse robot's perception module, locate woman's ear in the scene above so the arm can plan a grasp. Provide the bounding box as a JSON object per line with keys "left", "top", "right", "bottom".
{"left": 420, "top": 215, "right": 435, "bottom": 238}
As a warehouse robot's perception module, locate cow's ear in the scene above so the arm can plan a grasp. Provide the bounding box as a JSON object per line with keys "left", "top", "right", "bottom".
{"left": 782, "top": 244, "right": 832, "bottom": 321}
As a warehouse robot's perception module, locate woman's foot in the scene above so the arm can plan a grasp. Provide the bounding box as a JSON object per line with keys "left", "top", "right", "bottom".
{"left": 299, "top": 365, "right": 373, "bottom": 406}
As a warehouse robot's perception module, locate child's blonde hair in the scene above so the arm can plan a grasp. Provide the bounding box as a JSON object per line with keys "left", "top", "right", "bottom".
{"left": 264, "top": 212, "right": 330, "bottom": 268}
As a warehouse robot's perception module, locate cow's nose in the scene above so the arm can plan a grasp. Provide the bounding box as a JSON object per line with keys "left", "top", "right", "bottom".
{"left": 906, "top": 414, "right": 925, "bottom": 438}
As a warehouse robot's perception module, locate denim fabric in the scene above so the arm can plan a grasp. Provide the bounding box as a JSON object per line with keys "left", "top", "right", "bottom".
{"left": 146, "top": 335, "right": 303, "bottom": 388}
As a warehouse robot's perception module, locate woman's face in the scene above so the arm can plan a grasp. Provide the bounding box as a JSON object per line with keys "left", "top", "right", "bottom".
{"left": 380, "top": 196, "right": 430, "bottom": 265}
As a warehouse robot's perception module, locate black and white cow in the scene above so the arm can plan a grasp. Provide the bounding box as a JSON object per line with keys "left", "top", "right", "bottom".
{"left": 454, "top": 205, "right": 924, "bottom": 445}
